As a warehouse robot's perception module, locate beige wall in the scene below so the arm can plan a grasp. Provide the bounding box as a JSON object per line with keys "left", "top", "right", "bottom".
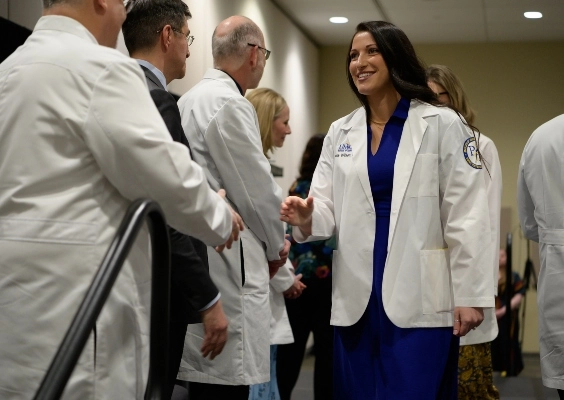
{"left": 0, "top": 0, "right": 42, "bottom": 30}
{"left": 117, "top": 0, "right": 320, "bottom": 194}
{"left": 318, "top": 41, "right": 564, "bottom": 352}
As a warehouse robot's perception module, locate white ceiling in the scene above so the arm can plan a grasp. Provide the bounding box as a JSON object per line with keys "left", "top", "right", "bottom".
{"left": 271, "top": 0, "right": 564, "bottom": 46}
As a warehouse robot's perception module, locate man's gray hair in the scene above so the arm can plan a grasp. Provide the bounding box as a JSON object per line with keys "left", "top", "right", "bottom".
{"left": 43, "top": 0, "right": 77, "bottom": 7}
{"left": 212, "top": 19, "right": 262, "bottom": 63}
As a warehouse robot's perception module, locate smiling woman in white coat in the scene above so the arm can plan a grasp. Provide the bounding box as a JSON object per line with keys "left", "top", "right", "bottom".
{"left": 281, "top": 21, "right": 495, "bottom": 400}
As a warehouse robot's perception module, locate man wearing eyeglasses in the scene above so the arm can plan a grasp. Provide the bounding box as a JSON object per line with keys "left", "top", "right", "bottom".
{"left": 0, "top": 0, "right": 240, "bottom": 399}
{"left": 176, "top": 15, "right": 289, "bottom": 400}
{"left": 122, "top": 2, "right": 241, "bottom": 400}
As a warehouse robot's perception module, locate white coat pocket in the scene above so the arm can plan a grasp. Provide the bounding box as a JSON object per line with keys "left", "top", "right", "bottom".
{"left": 240, "top": 228, "right": 269, "bottom": 293}
{"left": 407, "top": 154, "right": 439, "bottom": 197}
{"left": 420, "top": 249, "right": 453, "bottom": 314}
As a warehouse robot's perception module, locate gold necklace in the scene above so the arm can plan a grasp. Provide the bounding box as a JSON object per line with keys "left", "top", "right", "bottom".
{"left": 370, "top": 119, "right": 387, "bottom": 126}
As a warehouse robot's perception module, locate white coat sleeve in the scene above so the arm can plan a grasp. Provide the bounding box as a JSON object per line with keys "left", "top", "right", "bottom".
{"left": 481, "top": 137, "right": 502, "bottom": 296}
{"left": 83, "top": 59, "right": 231, "bottom": 246}
{"left": 206, "top": 97, "right": 285, "bottom": 261}
{"left": 517, "top": 144, "right": 539, "bottom": 242}
{"left": 293, "top": 131, "right": 336, "bottom": 243}
{"left": 270, "top": 260, "right": 296, "bottom": 293}
{"left": 439, "top": 121, "right": 495, "bottom": 308}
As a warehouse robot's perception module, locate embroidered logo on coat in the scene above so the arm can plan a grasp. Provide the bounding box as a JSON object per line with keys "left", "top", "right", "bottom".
{"left": 336, "top": 140, "right": 352, "bottom": 157}
{"left": 462, "top": 137, "right": 482, "bottom": 169}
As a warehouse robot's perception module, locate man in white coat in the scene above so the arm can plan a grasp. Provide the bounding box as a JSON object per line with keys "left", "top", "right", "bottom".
{"left": 0, "top": 0, "right": 240, "bottom": 399}
{"left": 518, "top": 114, "right": 564, "bottom": 399}
{"left": 177, "top": 16, "right": 289, "bottom": 400}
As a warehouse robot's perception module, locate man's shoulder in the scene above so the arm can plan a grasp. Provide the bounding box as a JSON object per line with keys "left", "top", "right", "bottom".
{"left": 193, "top": 75, "right": 239, "bottom": 96}
{"left": 54, "top": 32, "right": 135, "bottom": 71}
{"left": 531, "top": 114, "right": 564, "bottom": 141}
{"left": 139, "top": 66, "right": 165, "bottom": 91}
{"left": 1, "top": 35, "right": 142, "bottom": 95}
{"left": 148, "top": 85, "right": 174, "bottom": 104}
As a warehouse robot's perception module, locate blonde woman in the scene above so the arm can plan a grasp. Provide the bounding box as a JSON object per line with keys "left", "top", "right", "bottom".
{"left": 427, "top": 64, "right": 502, "bottom": 400}
{"left": 246, "top": 88, "right": 305, "bottom": 400}
{"left": 247, "top": 88, "right": 292, "bottom": 157}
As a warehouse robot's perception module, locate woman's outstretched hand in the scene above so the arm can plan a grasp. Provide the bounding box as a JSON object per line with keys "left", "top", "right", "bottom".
{"left": 280, "top": 196, "right": 314, "bottom": 236}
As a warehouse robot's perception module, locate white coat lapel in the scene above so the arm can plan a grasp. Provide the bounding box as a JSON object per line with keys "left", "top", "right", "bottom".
{"left": 343, "top": 110, "right": 374, "bottom": 207}
{"left": 388, "top": 102, "right": 428, "bottom": 249}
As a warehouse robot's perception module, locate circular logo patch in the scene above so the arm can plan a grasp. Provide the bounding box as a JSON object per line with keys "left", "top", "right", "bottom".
{"left": 462, "top": 137, "right": 482, "bottom": 169}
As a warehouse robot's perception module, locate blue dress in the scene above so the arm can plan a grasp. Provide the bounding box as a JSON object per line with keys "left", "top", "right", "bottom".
{"left": 333, "top": 99, "right": 459, "bottom": 399}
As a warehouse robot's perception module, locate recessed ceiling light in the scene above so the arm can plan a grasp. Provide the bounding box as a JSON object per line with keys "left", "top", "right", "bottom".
{"left": 329, "top": 17, "right": 349, "bottom": 24}
{"left": 524, "top": 11, "right": 542, "bottom": 19}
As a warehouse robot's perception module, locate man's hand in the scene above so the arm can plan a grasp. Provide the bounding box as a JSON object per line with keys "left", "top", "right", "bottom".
{"left": 283, "top": 273, "right": 307, "bottom": 299}
{"left": 268, "top": 238, "right": 291, "bottom": 278}
{"left": 215, "top": 189, "right": 244, "bottom": 252}
{"left": 268, "top": 262, "right": 281, "bottom": 279}
{"left": 200, "top": 299, "right": 228, "bottom": 360}
{"left": 453, "top": 306, "right": 484, "bottom": 337}
{"left": 280, "top": 196, "right": 314, "bottom": 236}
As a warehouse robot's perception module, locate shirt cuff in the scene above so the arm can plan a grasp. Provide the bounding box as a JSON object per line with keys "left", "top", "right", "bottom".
{"left": 198, "top": 292, "right": 221, "bottom": 312}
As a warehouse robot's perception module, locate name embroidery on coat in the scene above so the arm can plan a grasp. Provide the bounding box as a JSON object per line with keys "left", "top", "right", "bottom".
{"left": 336, "top": 140, "right": 352, "bottom": 157}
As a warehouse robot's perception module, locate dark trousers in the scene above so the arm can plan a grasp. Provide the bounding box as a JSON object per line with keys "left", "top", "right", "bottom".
{"left": 188, "top": 382, "right": 249, "bottom": 400}
{"left": 276, "top": 277, "right": 333, "bottom": 400}
{"left": 163, "top": 294, "right": 191, "bottom": 400}
{"left": 558, "top": 389, "right": 564, "bottom": 400}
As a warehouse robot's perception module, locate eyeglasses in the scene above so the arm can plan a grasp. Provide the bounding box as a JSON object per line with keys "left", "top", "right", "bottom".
{"left": 247, "top": 43, "right": 271, "bottom": 60}
{"left": 174, "top": 29, "right": 195, "bottom": 46}
{"left": 156, "top": 27, "right": 195, "bottom": 46}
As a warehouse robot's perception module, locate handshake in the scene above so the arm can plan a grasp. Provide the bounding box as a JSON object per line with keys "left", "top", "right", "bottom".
{"left": 214, "top": 189, "right": 295, "bottom": 280}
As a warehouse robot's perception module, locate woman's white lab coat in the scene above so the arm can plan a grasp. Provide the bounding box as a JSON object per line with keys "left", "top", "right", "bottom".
{"left": 269, "top": 261, "right": 296, "bottom": 345}
{"left": 0, "top": 16, "right": 231, "bottom": 400}
{"left": 518, "top": 114, "right": 564, "bottom": 390}
{"left": 461, "top": 134, "right": 502, "bottom": 346}
{"left": 294, "top": 100, "right": 495, "bottom": 328}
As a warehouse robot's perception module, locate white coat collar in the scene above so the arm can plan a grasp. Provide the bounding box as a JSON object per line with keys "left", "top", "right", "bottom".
{"left": 337, "top": 100, "right": 433, "bottom": 210}
{"left": 340, "top": 108, "right": 374, "bottom": 207}
{"left": 390, "top": 100, "right": 429, "bottom": 213}
{"left": 34, "top": 15, "right": 98, "bottom": 45}
{"left": 203, "top": 68, "right": 243, "bottom": 95}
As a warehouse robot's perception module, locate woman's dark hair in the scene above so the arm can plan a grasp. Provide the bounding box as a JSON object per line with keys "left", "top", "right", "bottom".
{"left": 346, "top": 21, "right": 439, "bottom": 122}
{"left": 298, "top": 134, "right": 325, "bottom": 181}
{"left": 345, "top": 21, "right": 489, "bottom": 175}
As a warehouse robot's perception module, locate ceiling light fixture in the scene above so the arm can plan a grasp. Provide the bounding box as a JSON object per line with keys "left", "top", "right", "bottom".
{"left": 524, "top": 11, "right": 543, "bottom": 19}
{"left": 329, "top": 17, "right": 349, "bottom": 24}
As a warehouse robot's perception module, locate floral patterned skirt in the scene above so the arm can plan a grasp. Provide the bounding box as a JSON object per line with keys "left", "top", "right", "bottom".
{"left": 249, "top": 345, "right": 280, "bottom": 400}
{"left": 458, "top": 343, "right": 500, "bottom": 400}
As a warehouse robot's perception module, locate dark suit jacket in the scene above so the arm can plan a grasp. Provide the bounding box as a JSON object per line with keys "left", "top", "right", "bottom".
{"left": 141, "top": 65, "right": 219, "bottom": 323}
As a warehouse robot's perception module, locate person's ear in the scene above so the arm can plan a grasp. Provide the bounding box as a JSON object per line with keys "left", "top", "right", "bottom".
{"left": 94, "top": 0, "right": 108, "bottom": 13}
{"left": 248, "top": 45, "right": 258, "bottom": 69}
{"left": 160, "top": 25, "right": 173, "bottom": 51}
